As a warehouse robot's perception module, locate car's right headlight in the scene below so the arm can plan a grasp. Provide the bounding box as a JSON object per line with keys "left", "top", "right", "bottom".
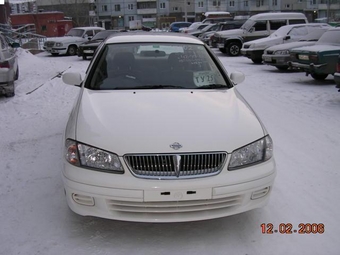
{"left": 228, "top": 136, "right": 273, "bottom": 170}
{"left": 65, "top": 139, "right": 124, "bottom": 173}
{"left": 55, "top": 42, "right": 63, "bottom": 47}
{"left": 274, "top": 50, "right": 290, "bottom": 55}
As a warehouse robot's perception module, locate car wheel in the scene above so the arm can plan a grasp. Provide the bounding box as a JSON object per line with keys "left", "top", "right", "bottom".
{"left": 311, "top": 73, "right": 328, "bottom": 80}
{"left": 51, "top": 53, "right": 59, "bottom": 56}
{"left": 227, "top": 42, "right": 241, "bottom": 56}
{"left": 252, "top": 58, "right": 262, "bottom": 64}
{"left": 276, "top": 66, "right": 289, "bottom": 71}
{"left": 15, "top": 66, "right": 19, "bottom": 80}
{"left": 5, "top": 81, "right": 15, "bottom": 97}
{"left": 82, "top": 55, "right": 87, "bottom": 60}
{"left": 67, "top": 46, "right": 77, "bottom": 56}
{"left": 219, "top": 48, "right": 226, "bottom": 53}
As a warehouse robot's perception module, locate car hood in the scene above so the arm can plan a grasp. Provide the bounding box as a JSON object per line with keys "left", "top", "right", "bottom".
{"left": 217, "top": 29, "right": 243, "bottom": 37}
{"left": 266, "top": 41, "right": 316, "bottom": 51}
{"left": 46, "top": 36, "right": 84, "bottom": 43}
{"left": 290, "top": 44, "right": 340, "bottom": 53}
{"left": 244, "top": 37, "right": 283, "bottom": 48}
{"left": 75, "top": 89, "right": 265, "bottom": 155}
{"left": 80, "top": 39, "right": 103, "bottom": 47}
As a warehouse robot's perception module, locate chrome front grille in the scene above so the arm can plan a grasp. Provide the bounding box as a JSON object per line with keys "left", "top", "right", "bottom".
{"left": 44, "top": 41, "right": 55, "bottom": 47}
{"left": 124, "top": 152, "right": 227, "bottom": 179}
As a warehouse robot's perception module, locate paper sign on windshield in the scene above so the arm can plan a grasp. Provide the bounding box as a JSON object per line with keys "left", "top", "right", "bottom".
{"left": 193, "top": 71, "right": 215, "bottom": 87}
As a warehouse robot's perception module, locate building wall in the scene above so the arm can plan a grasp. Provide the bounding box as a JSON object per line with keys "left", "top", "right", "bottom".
{"left": 10, "top": 12, "right": 73, "bottom": 37}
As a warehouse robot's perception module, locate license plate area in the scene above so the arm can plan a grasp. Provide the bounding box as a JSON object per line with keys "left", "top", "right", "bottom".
{"left": 298, "top": 54, "right": 309, "bottom": 60}
{"left": 144, "top": 188, "right": 212, "bottom": 202}
{"left": 263, "top": 56, "right": 271, "bottom": 62}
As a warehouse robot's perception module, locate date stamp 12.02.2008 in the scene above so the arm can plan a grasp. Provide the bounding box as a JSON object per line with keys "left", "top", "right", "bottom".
{"left": 261, "top": 223, "right": 325, "bottom": 234}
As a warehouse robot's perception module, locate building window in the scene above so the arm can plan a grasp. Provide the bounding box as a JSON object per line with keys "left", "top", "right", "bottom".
{"left": 256, "top": 0, "right": 264, "bottom": 7}
{"left": 198, "top": 1, "right": 203, "bottom": 7}
{"left": 285, "top": 4, "right": 290, "bottom": 8}
{"left": 173, "top": 6, "right": 178, "bottom": 11}
{"left": 128, "top": 4, "right": 133, "bottom": 10}
{"left": 115, "top": 4, "right": 121, "bottom": 11}
{"left": 244, "top": 1, "right": 248, "bottom": 6}
{"left": 102, "top": 5, "right": 107, "bottom": 11}
{"left": 213, "top": 1, "right": 221, "bottom": 6}
{"left": 160, "top": 2, "right": 165, "bottom": 8}
{"left": 129, "top": 16, "right": 134, "bottom": 21}
{"left": 229, "top": 1, "right": 234, "bottom": 6}
{"left": 272, "top": 0, "right": 277, "bottom": 6}
{"left": 310, "top": 0, "right": 316, "bottom": 4}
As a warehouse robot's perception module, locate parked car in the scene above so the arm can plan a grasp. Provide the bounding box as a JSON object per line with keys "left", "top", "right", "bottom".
{"left": 262, "top": 28, "right": 329, "bottom": 70}
{"left": 334, "top": 55, "right": 340, "bottom": 91}
{"left": 43, "top": 27, "right": 105, "bottom": 56}
{"left": 190, "top": 23, "right": 219, "bottom": 37}
{"left": 241, "top": 23, "right": 331, "bottom": 63}
{"left": 180, "top": 22, "right": 209, "bottom": 34}
{"left": 215, "top": 12, "right": 308, "bottom": 56}
{"left": 78, "top": 30, "right": 121, "bottom": 60}
{"left": 169, "top": 22, "right": 192, "bottom": 32}
{"left": 201, "top": 20, "right": 246, "bottom": 47}
{"left": 0, "top": 32, "right": 20, "bottom": 97}
{"left": 61, "top": 32, "right": 276, "bottom": 223}
{"left": 289, "top": 27, "right": 340, "bottom": 80}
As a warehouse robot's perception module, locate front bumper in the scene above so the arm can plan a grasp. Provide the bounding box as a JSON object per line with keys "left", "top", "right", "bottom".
{"left": 334, "top": 72, "right": 340, "bottom": 90}
{"left": 43, "top": 46, "right": 67, "bottom": 55}
{"left": 62, "top": 157, "right": 276, "bottom": 222}
{"left": 289, "top": 61, "right": 328, "bottom": 74}
{"left": 241, "top": 49, "right": 264, "bottom": 60}
{"left": 262, "top": 54, "right": 290, "bottom": 67}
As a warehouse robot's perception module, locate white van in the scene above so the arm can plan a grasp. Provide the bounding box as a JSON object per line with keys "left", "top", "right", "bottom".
{"left": 215, "top": 12, "right": 308, "bottom": 56}
{"left": 241, "top": 23, "right": 331, "bottom": 63}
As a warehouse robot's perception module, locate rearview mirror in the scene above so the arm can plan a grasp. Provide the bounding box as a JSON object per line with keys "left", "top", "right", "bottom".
{"left": 62, "top": 72, "right": 82, "bottom": 86}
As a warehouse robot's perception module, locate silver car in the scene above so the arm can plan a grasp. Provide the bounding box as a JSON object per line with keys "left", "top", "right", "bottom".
{"left": 0, "top": 33, "right": 20, "bottom": 97}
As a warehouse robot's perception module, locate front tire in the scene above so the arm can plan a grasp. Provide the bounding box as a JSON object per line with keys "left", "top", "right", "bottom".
{"left": 226, "top": 42, "right": 242, "bottom": 56}
{"left": 276, "top": 66, "right": 289, "bottom": 71}
{"left": 15, "top": 66, "right": 19, "bottom": 80}
{"left": 5, "top": 81, "right": 15, "bottom": 97}
{"left": 82, "top": 55, "right": 87, "bottom": 60}
{"left": 219, "top": 48, "right": 226, "bottom": 53}
{"left": 67, "top": 46, "right": 77, "bottom": 56}
{"left": 311, "top": 73, "right": 328, "bottom": 80}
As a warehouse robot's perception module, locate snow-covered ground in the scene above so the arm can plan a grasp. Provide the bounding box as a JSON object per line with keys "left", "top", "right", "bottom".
{"left": 1, "top": 48, "right": 339, "bottom": 255}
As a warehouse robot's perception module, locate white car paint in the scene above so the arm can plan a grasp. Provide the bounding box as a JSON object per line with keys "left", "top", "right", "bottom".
{"left": 62, "top": 33, "right": 276, "bottom": 222}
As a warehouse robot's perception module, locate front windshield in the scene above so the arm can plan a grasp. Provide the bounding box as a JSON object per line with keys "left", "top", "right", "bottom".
{"left": 269, "top": 26, "right": 292, "bottom": 38}
{"left": 91, "top": 31, "right": 117, "bottom": 41}
{"left": 316, "top": 30, "right": 340, "bottom": 45}
{"left": 86, "top": 42, "right": 231, "bottom": 90}
{"left": 240, "top": 19, "right": 254, "bottom": 31}
{"left": 65, "top": 28, "right": 85, "bottom": 37}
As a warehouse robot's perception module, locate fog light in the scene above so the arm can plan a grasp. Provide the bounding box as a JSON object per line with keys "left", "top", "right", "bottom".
{"left": 251, "top": 187, "right": 270, "bottom": 200}
{"left": 72, "top": 193, "right": 95, "bottom": 206}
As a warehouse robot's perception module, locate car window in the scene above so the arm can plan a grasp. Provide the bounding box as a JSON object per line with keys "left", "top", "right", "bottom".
{"left": 288, "top": 26, "right": 308, "bottom": 37}
{"left": 269, "top": 20, "right": 287, "bottom": 30}
{"left": 252, "top": 21, "right": 267, "bottom": 31}
{"left": 316, "top": 30, "right": 340, "bottom": 44}
{"left": 86, "top": 43, "right": 230, "bottom": 90}
{"left": 85, "top": 30, "right": 94, "bottom": 37}
{"left": 288, "top": 19, "right": 307, "bottom": 25}
{"left": 66, "top": 28, "right": 85, "bottom": 37}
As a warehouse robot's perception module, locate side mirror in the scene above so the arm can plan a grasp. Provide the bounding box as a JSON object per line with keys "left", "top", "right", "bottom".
{"left": 230, "top": 71, "right": 245, "bottom": 85}
{"left": 284, "top": 35, "right": 291, "bottom": 40}
{"left": 249, "top": 27, "right": 254, "bottom": 33}
{"left": 62, "top": 72, "right": 82, "bottom": 86}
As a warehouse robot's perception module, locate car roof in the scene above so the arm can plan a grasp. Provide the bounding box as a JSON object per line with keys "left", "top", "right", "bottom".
{"left": 170, "top": 22, "right": 192, "bottom": 25}
{"left": 105, "top": 32, "right": 204, "bottom": 44}
{"left": 72, "top": 27, "right": 105, "bottom": 30}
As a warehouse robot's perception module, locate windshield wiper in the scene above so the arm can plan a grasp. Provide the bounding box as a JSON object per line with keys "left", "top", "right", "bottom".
{"left": 112, "top": 85, "right": 186, "bottom": 90}
{"left": 196, "top": 84, "right": 228, "bottom": 89}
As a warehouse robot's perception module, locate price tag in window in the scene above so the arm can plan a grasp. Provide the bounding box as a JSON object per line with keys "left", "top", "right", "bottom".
{"left": 193, "top": 71, "right": 215, "bottom": 87}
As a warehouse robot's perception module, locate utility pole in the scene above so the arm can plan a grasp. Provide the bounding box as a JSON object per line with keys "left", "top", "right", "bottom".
{"left": 184, "top": 0, "right": 187, "bottom": 22}
{"left": 327, "top": 0, "right": 330, "bottom": 23}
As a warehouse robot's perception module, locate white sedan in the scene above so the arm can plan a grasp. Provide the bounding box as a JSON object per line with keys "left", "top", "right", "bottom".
{"left": 61, "top": 32, "right": 276, "bottom": 222}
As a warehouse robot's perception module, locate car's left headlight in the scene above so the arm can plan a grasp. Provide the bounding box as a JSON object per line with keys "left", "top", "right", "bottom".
{"left": 55, "top": 42, "right": 63, "bottom": 47}
{"left": 274, "top": 50, "right": 290, "bottom": 55}
{"left": 228, "top": 136, "right": 273, "bottom": 170}
{"left": 65, "top": 139, "right": 124, "bottom": 173}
